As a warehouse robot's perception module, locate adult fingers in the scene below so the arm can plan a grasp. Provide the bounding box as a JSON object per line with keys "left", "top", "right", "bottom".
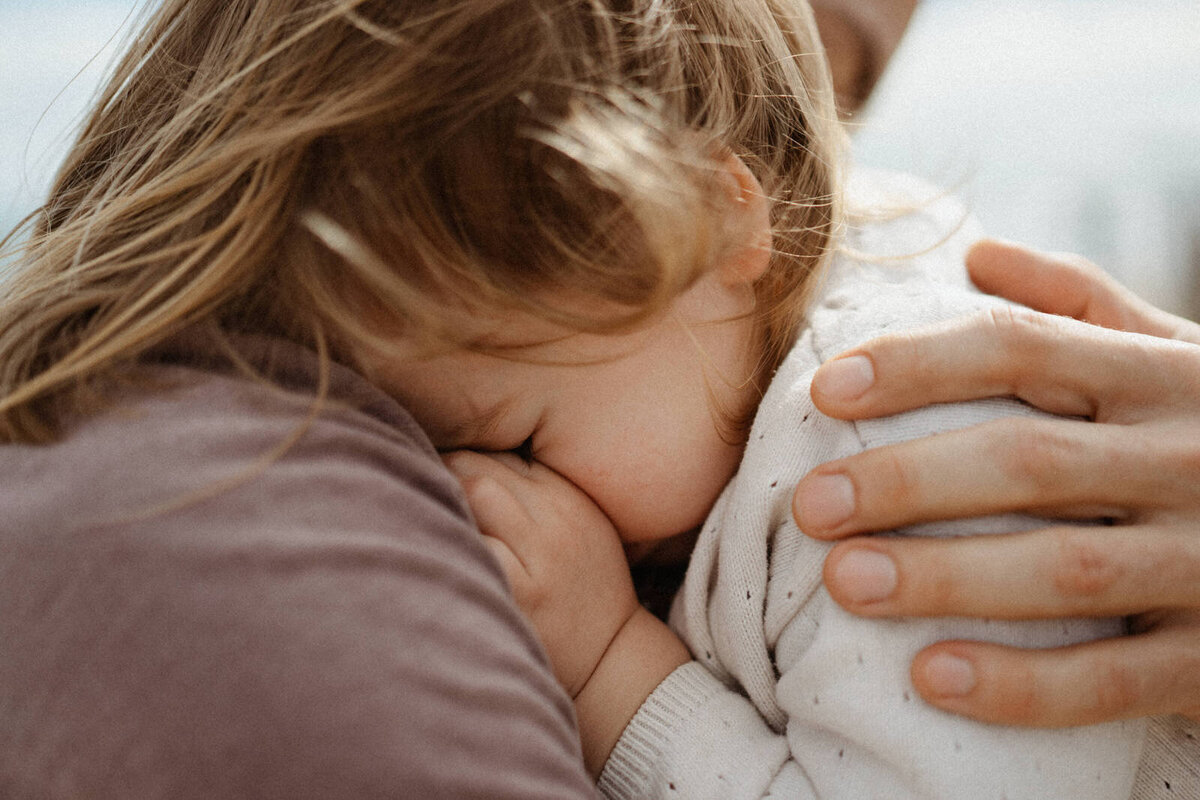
{"left": 791, "top": 415, "right": 1200, "bottom": 538}
{"left": 821, "top": 524, "right": 1200, "bottom": 620}
{"left": 966, "top": 239, "right": 1200, "bottom": 345}
{"left": 810, "top": 305, "right": 1200, "bottom": 424}
{"left": 909, "top": 616, "right": 1200, "bottom": 726}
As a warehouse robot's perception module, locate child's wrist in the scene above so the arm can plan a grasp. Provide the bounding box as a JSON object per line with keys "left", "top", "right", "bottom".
{"left": 573, "top": 606, "right": 691, "bottom": 778}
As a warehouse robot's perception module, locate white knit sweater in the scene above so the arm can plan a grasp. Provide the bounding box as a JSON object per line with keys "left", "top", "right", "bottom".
{"left": 596, "top": 173, "right": 1197, "bottom": 799}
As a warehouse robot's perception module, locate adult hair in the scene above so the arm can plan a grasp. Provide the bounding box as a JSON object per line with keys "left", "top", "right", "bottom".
{"left": 0, "top": 0, "right": 843, "bottom": 443}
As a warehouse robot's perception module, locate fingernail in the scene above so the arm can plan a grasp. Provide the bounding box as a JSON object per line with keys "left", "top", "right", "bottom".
{"left": 922, "top": 653, "right": 977, "bottom": 697}
{"left": 830, "top": 549, "right": 896, "bottom": 604}
{"left": 814, "top": 355, "right": 874, "bottom": 401}
{"left": 795, "top": 473, "right": 856, "bottom": 531}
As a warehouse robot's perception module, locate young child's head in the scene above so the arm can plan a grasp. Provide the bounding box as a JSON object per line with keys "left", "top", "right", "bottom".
{"left": 381, "top": 212, "right": 769, "bottom": 549}
{"left": 357, "top": 1, "right": 846, "bottom": 549}
{"left": 0, "top": 0, "right": 843, "bottom": 483}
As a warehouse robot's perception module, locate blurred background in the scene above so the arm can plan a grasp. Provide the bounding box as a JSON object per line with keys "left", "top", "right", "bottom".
{"left": 3, "top": 0, "right": 1200, "bottom": 316}
{"left": 853, "top": 0, "right": 1200, "bottom": 318}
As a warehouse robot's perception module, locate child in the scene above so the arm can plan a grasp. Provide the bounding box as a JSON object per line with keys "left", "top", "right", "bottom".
{"left": 0, "top": 0, "right": 1148, "bottom": 798}
{"left": 362, "top": 9, "right": 1149, "bottom": 800}
{"left": 403, "top": 171, "right": 1149, "bottom": 799}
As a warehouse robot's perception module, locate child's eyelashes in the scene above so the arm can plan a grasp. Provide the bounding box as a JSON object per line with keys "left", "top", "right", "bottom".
{"left": 436, "top": 432, "right": 537, "bottom": 462}
{"left": 512, "top": 435, "right": 537, "bottom": 463}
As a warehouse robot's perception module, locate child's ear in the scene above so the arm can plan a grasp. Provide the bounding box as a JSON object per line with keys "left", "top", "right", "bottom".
{"left": 717, "top": 153, "right": 772, "bottom": 287}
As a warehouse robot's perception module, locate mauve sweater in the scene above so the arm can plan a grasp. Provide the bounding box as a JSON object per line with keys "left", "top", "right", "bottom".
{"left": 0, "top": 330, "right": 597, "bottom": 799}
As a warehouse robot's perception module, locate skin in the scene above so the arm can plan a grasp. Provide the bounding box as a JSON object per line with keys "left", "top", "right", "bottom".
{"left": 372, "top": 219, "right": 1200, "bottom": 774}
{"left": 363, "top": 158, "right": 772, "bottom": 775}
{"left": 797, "top": 239, "right": 1200, "bottom": 725}
{"left": 371, "top": 268, "right": 760, "bottom": 775}
{"left": 373, "top": 265, "right": 760, "bottom": 549}
{"left": 362, "top": 0, "right": 1200, "bottom": 775}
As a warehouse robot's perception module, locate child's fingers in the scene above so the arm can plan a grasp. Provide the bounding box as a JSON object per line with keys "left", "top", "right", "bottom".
{"left": 442, "top": 449, "right": 531, "bottom": 487}
{"left": 479, "top": 534, "right": 530, "bottom": 596}
{"left": 910, "top": 617, "right": 1200, "bottom": 727}
{"left": 462, "top": 473, "right": 531, "bottom": 549}
{"left": 442, "top": 451, "right": 537, "bottom": 547}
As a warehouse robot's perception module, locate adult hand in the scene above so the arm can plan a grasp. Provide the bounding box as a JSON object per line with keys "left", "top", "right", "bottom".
{"left": 793, "top": 239, "right": 1200, "bottom": 726}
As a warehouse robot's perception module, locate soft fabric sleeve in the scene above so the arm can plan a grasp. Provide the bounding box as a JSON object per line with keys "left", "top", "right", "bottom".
{"left": 0, "top": 350, "right": 597, "bottom": 799}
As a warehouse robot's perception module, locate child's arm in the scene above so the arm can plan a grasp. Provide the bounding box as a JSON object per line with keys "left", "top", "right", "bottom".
{"left": 573, "top": 606, "right": 691, "bottom": 775}
{"left": 441, "top": 450, "right": 690, "bottom": 777}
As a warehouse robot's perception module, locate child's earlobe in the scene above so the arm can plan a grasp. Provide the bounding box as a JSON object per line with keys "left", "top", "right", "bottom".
{"left": 717, "top": 154, "right": 773, "bottom": 287}
{"left": 720, "top": 223, "right": 772, "bottom": 287}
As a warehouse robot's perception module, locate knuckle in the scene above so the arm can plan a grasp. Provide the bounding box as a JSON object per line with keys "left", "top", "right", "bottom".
{"left": 463, "top": 473, "right": 512, "bottom": 512}
{"left": 440, "top": 449, "right": 474, "bottom": 477}
{"left": 522, "top": 583, "right": 552, "bottom": 615}
{"left": 992, "top": 419, "right": 1083, "bottom": 501}
{"left": 981, "top": 307, "right": 1063, "bottom": 396}
{"left": 458, "top": 471, "right": 494, "bottom": 502}
{"left": 869, "top": 445, "right": 926, "bottom": 513}
{"left": 866, "top": 323, "right": 953, "bottom": 387}
{"left": 890, "top": 328, "right": 931, "bottom": 370}
{"left": 993, "top": 664, "right": 1044, "bottom": 726}
{"left": 985, "top": 305, "right": 1051, "bottom": 357}
{"left": 923, "top": 567, "right": 964, "bottom": 612}
{"left": 1093, "top": 660, "right": 1143, "bottom": 719}
{"left": 1050, "top": 529, "right": 1123, "bottom": 600}
{"left": 521, "top": 563, "right": 559, "bottom": 607}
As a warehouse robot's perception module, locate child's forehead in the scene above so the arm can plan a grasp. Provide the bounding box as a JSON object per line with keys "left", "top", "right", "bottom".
{"left": 404, "top": 294, "right": 675, "bottom": 364}
{"left": 385, "top": 326, "right": 661, "bottom": 452}
{"left": 416, "top": 318, "right": 672, "bottom": 380}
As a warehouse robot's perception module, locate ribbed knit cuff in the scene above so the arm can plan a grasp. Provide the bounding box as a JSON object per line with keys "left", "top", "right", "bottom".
{"left": 597, "top": 662, "right": 726, "bottom": 800}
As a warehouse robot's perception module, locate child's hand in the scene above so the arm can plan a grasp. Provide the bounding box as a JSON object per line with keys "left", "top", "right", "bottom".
{"left": 444, "top": 451, "right": 691, "bottom": 775}
{"left": 442, "top": 450, "right": 639, "bottom": 698}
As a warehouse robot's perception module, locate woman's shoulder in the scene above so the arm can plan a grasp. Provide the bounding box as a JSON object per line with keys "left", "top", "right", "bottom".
{"left": 0, "top": 334, "right": 595, "bottom": 798}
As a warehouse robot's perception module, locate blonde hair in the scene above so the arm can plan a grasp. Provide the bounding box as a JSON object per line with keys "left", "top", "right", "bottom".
{"left": 0, "top": 0, "right": 844, "bottom": 443}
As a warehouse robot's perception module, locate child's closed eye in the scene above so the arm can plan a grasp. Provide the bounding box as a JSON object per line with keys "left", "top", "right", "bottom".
{"left": 512, "top": 434, "right": 536, "bottom": 463}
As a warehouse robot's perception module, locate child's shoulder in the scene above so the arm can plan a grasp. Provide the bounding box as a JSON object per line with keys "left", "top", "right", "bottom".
{"left": 842, "top": 167, "right": 979, "bottom": 268}
{"left": 804, "top": 168, "right": 1005, "bottom": 363}
{"left": 837, "top": 166, "right": 981, "bottom": 289}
